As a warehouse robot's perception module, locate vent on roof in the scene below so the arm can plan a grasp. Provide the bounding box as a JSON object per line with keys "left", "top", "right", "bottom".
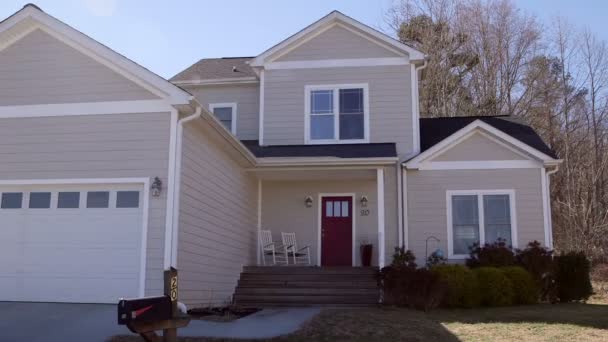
{"left": 232, "top": 66, "right": 238, "bottom": 72}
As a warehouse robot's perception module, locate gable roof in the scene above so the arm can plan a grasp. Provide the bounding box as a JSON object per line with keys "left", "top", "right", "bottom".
{"left": 0, "top": 4, "right": 192, "bottom": 104}
{"left": 171, "top": 57, "right": 257, "bottom": 84}
{"left": 406, "top": 116, "right": 560, "bottom": 168}
{"left": 249, "top": 10, "right": 426, "bottom": 67}
{"left": 420, "top": 116, "right": 558, "bottom": 159}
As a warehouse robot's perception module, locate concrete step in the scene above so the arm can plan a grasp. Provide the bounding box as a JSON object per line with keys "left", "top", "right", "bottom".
{"left": 235, "top": 287, "right": 380, "bottom": 296}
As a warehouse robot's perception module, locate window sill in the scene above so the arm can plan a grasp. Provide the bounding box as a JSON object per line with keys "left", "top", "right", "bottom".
{"left": 305, "top": 139, "right": 370, "bottom": 145}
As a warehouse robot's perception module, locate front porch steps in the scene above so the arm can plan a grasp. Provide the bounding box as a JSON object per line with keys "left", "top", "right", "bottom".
{"left": 233, "top": 266, "right": 380, "bottom": 307}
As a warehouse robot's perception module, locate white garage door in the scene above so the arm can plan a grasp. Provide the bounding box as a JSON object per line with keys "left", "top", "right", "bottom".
{"left": 0, "top": 183, "right": 145, "bottom": 303}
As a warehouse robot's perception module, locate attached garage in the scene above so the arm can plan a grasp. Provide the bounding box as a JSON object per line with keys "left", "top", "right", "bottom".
{"left": 0, "top": 179, "right": 148, "bottom": 303}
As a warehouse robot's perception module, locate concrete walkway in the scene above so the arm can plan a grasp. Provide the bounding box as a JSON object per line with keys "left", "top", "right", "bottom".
{"left": 180, "top": 307, "right": 321, "bottom": 339}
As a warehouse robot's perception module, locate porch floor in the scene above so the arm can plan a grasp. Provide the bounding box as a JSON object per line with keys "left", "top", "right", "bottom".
{"left": 234, "top": 266, "right": 380, "bottom": 307}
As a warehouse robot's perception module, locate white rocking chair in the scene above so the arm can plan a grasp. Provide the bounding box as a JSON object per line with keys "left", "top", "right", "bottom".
{"left": 259, "top": 230, "right": 288, "bottom": 266}
{"left": 281, "top": 232, "right": 311, "bottom": 265}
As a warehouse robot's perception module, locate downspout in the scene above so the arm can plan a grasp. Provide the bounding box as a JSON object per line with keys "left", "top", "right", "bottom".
{"left": 166, "top": 106, "right": 202, "bottom": 269}
{"left": 399, "top": 59, "right": 428, "bottom": 249}
{"left": 545, "top": 165, "right": 559, "bottom": 249}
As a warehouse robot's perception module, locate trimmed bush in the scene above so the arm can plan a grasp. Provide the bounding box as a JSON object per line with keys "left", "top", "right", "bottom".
{"left": 379, "top": 249, "right": 447, "bottom": 311}
{"left": 467, "top": 239, "right": 516, "bottom": 268}
{"left": 515, "top": 241, "right": 556, "bottom": 302}
{"left": 432, "top": 264, "right": 480, "bottom": 308}
{"left": 474, "top": 267, "right": 514, "bottom": 306}
{"left": 379, "top": 266, "right": 447, "bottom": 311}
{"left": 501, "top": 266, "right": 539, "bottom": 305}
{"left": 555, "top": 252, "right": 593, "bottom": 302}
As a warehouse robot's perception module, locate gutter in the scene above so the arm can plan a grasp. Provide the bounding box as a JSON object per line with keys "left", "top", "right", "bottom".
{"left": 165, "top": 106, "right": 201, "bottom": 269}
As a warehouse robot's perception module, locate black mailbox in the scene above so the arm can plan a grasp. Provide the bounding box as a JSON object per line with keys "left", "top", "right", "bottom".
{"left": 117, "top": 295, "right": 172, "bottom": 325}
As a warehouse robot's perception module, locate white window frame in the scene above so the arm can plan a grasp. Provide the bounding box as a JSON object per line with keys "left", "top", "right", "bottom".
{"left": 209, "top": 102, "right": 237, "bottom": 135}
{"left": 304, "top": 83, "right": 370, "bottom": 144}
{"left": 446, "top": 189, "right": 518, "bottom": 259}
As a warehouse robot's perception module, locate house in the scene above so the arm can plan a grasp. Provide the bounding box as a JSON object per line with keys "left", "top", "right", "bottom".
{"left": 0, "top": 4, "right": 561, "bottom": 307}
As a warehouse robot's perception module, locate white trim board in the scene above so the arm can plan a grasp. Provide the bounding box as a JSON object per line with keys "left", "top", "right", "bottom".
{"left": 0, "top": 177, "right": 150, "bottom": 297}
{"left": 0, "top": 100, "right": 175, "bottom": 118}
{"left": 250, "top": 11, "right": 424, "bottom": 67}
{"left": 209, "top": 102, "right": 238, "bottom": 135}
{"left": 265, "top": 57, "right": 409, "bottom": 70}
{"left": 0, "top": 6, "right": 191, "bottom": 104}
{"left": 304, "top": 83, "right": 370, "bottom": 145}
{"left": 405, "top": 119, "right": 560, "bottom": 169}
{"left": 172, "top": 77, "right": 259, "bottom": 87}
{"left": 417, "top": 160, "right": 542, "bottom": 170}
{"left": 446, "top": 189, "right": 518, "bottom": 259}
{"left": 317, "top": 193, "right": 357, "bottom": 267}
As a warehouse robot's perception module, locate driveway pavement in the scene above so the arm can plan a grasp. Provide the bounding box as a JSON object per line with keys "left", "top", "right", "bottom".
{"left": 0, "top": 302, "right": 320, "bottom": 341}
{"left": 0, "top": 302, "right": 129, "bottom": 342}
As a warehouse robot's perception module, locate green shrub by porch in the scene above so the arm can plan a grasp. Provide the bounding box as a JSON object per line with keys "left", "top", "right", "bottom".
{"left": 432, "top": 264, "right": 480, "bottom": 308}
{"left": 474, "top": 267, "right": 514, "bottom": 306}
{"left": 500, "top": 266, "right": 539, "bottom": 305}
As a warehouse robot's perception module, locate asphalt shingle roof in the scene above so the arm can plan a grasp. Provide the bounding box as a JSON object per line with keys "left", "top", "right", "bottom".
{"left": 241, "top": 141, "right": 397, "bottom": 159}
{"left": 419, "top": 116, "right": 558, "bottom": 159}
{"left": 170, "top": 57, "right": 256, "bottom": 82}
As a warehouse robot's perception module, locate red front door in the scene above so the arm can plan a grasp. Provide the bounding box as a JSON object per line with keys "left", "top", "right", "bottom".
{"left": 321, "top": 196, "right": 353, "bottom": 266}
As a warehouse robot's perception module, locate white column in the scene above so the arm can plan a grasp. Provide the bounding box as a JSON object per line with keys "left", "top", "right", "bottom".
{"left": 257, "top": 179, "right": 262, "bottom": 265}
{"left": 402, "top": 167, "right": 409, "bottom": 250}
{"left": 377, "top": 167, "right": 386, "bottom": 268}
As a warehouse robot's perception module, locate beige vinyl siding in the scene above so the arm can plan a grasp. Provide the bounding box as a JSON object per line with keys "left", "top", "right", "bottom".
{"left": 264, "top": 66, "right": 413, "bottom": 157}
{"left": 0, "top": 112, "right": 172, "bottom": 295}
{"left": 0, "top": 29, "right": 158, "bottom": 106}
{"left": 275, "top": 25, "right": 402, "bottom": 61}
{"left": 261, "top": 166, "right": 399, "bottom": 266}
{"left": 406, "top": 168, "right": 545, "bottom": 260}
{"left": 187, "top": 84, "right": 259, "bottom": 140}
{"left": 432, "top": 132, "right": 526, "bottom": 161}
{"left": 177, "top": 119, "right": 257, "bottom": 307}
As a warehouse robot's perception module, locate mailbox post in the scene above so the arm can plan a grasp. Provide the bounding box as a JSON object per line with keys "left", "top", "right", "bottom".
{"left": 118, "top": 268, "right": 190, "bottom": 342}
{"left": 163, "top": 267, "right": 179, "bottom": 341}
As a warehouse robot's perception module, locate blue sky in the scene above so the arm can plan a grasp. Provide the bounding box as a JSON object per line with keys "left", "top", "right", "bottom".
{"left": 1, "top": 1, "right": 606, "bottom": 79}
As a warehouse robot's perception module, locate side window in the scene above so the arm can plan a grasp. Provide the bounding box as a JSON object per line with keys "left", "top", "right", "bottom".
{"left": 58, "top": 192, "right": 80, "bottom": 209}
{"left": 116, "top": 191, "right": 140, "bottom": 208}
{"left": 209, "top": 103, "right": 237, "bottom": 134}
{"left": 29, "top": 192, "right": 51, "bottom": 209}
{"left": 1, "top": 192, "right": 23, "bottom": 209}
{"left": 86, "top": 191, "right": 109, "bottom": 208}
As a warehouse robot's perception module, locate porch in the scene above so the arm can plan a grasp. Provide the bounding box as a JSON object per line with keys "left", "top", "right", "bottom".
{"left": 252, "top": 166, "right": 392, "bottom": 268}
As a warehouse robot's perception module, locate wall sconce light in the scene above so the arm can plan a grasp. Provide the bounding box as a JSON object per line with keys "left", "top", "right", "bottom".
{"left": 360, "top": 195, "right": 368, "bottom": 207}
{"left": 151, "top": 177, "right": 162, "bottom": 197}
{"left": 304, "top": 196, "right": 313, "bottom": 208}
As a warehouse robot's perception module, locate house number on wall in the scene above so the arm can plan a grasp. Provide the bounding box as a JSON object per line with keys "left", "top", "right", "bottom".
{"left": 360, "top": 209, "right": 370, "bottom": 216}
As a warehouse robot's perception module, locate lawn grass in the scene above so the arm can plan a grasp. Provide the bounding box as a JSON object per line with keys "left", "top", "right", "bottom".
{"left": 110, "top": 302, "right": 608, "bottom": 342}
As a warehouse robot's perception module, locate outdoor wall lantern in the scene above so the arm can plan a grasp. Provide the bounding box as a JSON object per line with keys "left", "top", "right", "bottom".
{"left": 304, "top": 196, "right": 313, "bottom": 208}
{"left": 360, "top": 195, "right": 369, "bottom": 207}
{"left": 151, "top": 177, "right": 163, "bottom": 197}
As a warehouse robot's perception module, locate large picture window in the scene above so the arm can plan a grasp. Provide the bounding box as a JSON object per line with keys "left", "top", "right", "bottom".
{"left": 447, "top": 190, "right": 516, "bottom": 258}
{"left": 306, "top": 84, "right": 368, "bottom": 143}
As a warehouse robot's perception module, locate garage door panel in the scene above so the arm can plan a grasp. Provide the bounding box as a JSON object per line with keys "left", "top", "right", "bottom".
{"left": 0, "top": 183, "right": 145, "bottom": 303}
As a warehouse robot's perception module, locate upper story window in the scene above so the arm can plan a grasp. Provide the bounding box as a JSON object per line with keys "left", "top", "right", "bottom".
{"left": 209, "top": 103, "right": 237, "bottom": 135}
{"left": 305, "top": 84, "right": 369, "bottom": 144}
